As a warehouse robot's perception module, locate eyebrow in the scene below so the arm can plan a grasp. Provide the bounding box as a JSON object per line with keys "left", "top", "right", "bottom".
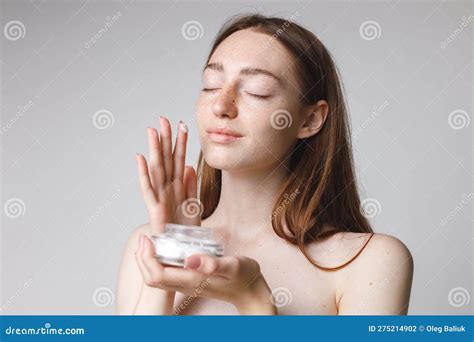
{"left": 203, "top": 62, "right": 284, "bottom": 86}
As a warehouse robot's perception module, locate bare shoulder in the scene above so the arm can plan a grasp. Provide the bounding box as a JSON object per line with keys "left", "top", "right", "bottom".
{"left": 362, "top": 233, "right": 413, "bottom": 265}
{"left": 116, "top": 222, "right": 145, "bottom": 314}
{"left": 116, "top": 222, "right": 153, "bottom": 314}
{"left": 125, "top": 222, "right": 152, "bottom": 249}
{"left": 305, "top": 231, "right": 375, "bottom": 268}
{"left": 306, "top": 231, "right": 413, "bottom": 270}
{"left": 334, "top": 233, "right": 414, "bottom": 314}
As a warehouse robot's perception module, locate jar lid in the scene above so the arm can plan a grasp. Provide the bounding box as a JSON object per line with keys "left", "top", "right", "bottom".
{"left": 151, "top": 223, "right": 224, "bottom": 266}
{"left": 164, "top": 223, "right": 216, "bottom": 241}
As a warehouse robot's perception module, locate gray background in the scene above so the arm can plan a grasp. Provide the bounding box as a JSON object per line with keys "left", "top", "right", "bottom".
{"left": 1, "top": 0, "right": 472, "bottom": 315}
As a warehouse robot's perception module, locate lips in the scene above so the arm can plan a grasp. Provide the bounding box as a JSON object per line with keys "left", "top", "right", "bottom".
{"left": 206, "top": 127, "right": 243, "bottom": 137}
{"left": 206, "top": 127, "right": 243, "bottom": 143}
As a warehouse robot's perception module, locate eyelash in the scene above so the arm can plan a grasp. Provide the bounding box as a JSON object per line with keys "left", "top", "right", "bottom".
{"left": 201, "top": 88, "right": 270, "bottom": 100}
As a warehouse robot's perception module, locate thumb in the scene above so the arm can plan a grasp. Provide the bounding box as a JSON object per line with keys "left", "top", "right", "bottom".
{"left": 142, "top": 235, "right": 156, "bottom": 258}
{"left": 184, "top": 254, "right": 236, "bottom": 277}
{"left": 184, "top": 254, "right": 219, "bottom": 275}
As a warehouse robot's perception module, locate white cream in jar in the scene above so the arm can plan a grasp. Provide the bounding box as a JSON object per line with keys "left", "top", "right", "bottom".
{"left": 152, "top": 223, "right": 224, "bottom": 267}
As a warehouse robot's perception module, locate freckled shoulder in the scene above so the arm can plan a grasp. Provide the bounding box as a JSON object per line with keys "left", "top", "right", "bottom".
{"left": 305, "top": 232, "right": 413, "bottom": 272}
{"left": 334, "top": 233, "right": 414, "bottom": 314}
{"left": 305, "top": 231, "right": 376, "bottom": 270}
{"left": 355, "top": 233, "right": 414, "bottom": 273}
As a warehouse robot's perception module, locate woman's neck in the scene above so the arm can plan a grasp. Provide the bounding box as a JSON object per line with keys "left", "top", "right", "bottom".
{"left": 207, "top": 162, "right": 290, "bottom": 240}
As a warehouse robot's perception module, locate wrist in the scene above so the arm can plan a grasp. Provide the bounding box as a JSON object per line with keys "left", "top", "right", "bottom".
{"left": 233, "top": 274, "right": 277, "bottom": 315}
{"left": 134, "top": 283, "right": 176, "bottom": 315}
{"left": 141, "top": 283, "right": 176, "bottom": 300}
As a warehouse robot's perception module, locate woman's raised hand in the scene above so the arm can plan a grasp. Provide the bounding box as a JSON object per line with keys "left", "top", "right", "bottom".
{"left": 135, "top": 116, "right": 201, "bottom": 237}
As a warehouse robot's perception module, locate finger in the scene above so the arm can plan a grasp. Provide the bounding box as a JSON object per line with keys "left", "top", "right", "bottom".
{"left": 183, "top": 165, "right": 198, "bottom": 200}
{"left": 172, "top": 121, "right": 188, "bottom": 182}
{"left": 140, "top": 235, "right": 168, "bottom": 289}
{"left": 184, "top": 254, "right": 236, "bottom": 278}
{"left": 143, "top": 237, "right": 202, "bottom": 289}
{"left": 139, "top": 236, "right": 183, "bottom": 291}
{"left": 135, "top": 154, "right": 158, "bottom": 212}
{"left": 147, "top": 127, "right": 165, "bottom": 193}
{"left": 159, "top": 116, "right": 173, "bottom": 183}
{"left": 136, "top": 154, "right": 162, "bottom": 235}
{"left": 135, "top": 235, "right": 152, "bottom": 283}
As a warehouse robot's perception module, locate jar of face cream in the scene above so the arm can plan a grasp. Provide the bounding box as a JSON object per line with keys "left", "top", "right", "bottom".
{"left": 152, "top": 223, "right": 224, "bottom": 267}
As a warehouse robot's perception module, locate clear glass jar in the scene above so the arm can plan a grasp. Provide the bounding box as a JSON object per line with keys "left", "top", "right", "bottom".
{"left": 152, "top": 223, "right": 224, "bottom": 267}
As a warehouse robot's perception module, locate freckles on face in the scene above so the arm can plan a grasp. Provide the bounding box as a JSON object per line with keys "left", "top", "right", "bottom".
{"left": 247, "top": 107, "right": 299, "bottom": 162}
{"left": 195, "top": 29, "right": 302, "bottom": 170}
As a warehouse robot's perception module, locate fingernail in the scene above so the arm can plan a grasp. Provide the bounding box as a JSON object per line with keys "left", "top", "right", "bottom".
{"left": 179, "top": 122, "right": 188, "bottom": 133}
{"left": 185, "top": 255, "right": 201, "bottom": 269}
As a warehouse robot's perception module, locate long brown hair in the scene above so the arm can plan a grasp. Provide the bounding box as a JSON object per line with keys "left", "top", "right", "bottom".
{"left": 197, "top": 13, "right": 373, "bottom": 270}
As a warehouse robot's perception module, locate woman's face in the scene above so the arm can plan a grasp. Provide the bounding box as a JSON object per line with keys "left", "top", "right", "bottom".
{"left": 195, "top": 29, "right": 305, "bottom": 172}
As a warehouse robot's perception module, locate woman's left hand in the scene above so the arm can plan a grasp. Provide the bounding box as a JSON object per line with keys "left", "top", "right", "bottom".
{"left": 136, "top": 235, "right": 277, "bottom": 315}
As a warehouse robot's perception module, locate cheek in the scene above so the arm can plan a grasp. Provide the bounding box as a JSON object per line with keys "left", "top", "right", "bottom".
{"left": 195, "top": 101, "right": 210, "bottom": 130}
{"left": 248, "top": 115, "right": 297, "bottom": 159}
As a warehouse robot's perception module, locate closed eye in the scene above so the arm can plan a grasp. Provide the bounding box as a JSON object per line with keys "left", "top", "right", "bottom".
{"left": 202, "top": 88, "right": 271, "bottom": 100}
{"left": 245, "top": 92, "right": 271, "bottom": 100}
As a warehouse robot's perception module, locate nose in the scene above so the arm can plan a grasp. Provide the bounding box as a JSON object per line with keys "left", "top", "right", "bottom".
{"left": 211, "top": 85, "right": 238, "bottom": 119}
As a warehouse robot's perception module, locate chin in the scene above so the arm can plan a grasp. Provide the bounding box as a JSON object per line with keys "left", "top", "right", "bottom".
{"left": 201, "top": 147, "right": 251, "bottom": 171}
{"left": 203, "top": 151, "right": 239, "bottom": 171}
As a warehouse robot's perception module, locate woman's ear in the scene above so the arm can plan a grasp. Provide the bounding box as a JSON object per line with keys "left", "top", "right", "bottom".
{"left": 297, "top": 100, "right": 329, "bottom": 139}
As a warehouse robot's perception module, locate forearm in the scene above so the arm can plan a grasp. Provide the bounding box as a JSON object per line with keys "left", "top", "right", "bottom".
{"left": 133, "top": 283, "right": 176, "bottom": 315}
{"left": 234, "top": 275, "right": 278, "bottom": 315}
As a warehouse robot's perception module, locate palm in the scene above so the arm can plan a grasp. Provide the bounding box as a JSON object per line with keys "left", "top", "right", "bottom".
{"left": 155, "top": 181, "right": 201, "bottom": 228}
{"left": 136, "top": 117, "right": 201, "bottom": 236}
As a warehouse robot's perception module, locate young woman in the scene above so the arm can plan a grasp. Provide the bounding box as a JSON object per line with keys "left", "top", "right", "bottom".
{"left": 116, "top": 14, "right": 413, "bottom": 315}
